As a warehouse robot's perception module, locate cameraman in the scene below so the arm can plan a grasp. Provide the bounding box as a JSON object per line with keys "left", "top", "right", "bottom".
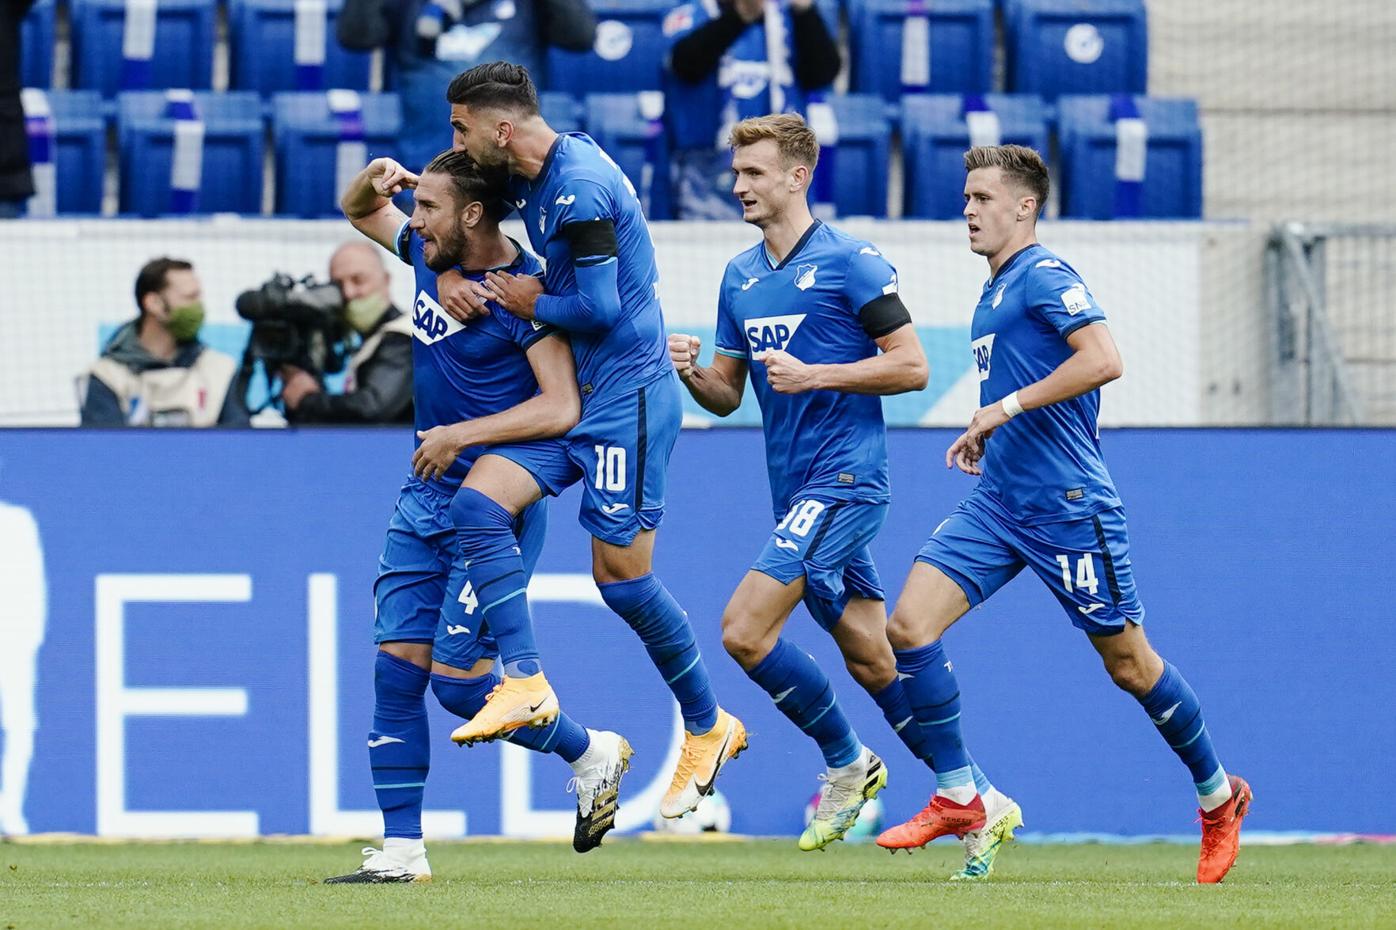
{"left": 280, "top": 241, "right": 414, "bottom": 424}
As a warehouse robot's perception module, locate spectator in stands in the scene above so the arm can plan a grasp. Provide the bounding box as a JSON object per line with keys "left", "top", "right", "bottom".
{"left": 337, "top": 0, "right": 597, "bottom": 174}
{"left": 280, "top": 241, "right": 414, "bottom": 424}
{"left": 80, "top": 258, "right": 250, "bottom": 427}
{"left": 0, "top": 1, "right": 37, "bottom": 217}
{"left": 663, "top": 0, "right": 840, "bottom": 219}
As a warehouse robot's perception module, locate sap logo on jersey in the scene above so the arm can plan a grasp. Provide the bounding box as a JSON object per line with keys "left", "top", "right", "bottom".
{"left": 412, "top": 292, "right": 465, "bottom": 345}
{"left": 971, "top": 333, "right": 995, "bottom": 381}
{"left": 746, "top": 314, "right": 806, "bottom": 354}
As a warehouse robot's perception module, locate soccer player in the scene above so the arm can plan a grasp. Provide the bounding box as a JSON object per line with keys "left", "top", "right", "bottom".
{"left": 326, "top": 151, "right": 632, "bottom": 883}
{"left": 667, "top": 114, "right": 1020, "bottom": 871}
{"left": 875, "top": 144, "right": 1251, "bottom": 884}
{"left": 439, "top": 61, "right": 747, "bottom": 819}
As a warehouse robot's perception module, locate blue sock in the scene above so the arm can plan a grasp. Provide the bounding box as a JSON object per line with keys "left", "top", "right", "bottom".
{"left": 748, "top": 639, "right": 861, "bottom": 768}
{"left": 372, "top": 651, "right": 431, "bottom": 839}
{"left": 431, "top": 672, "right": 590, "bottom": 764}
{"left": 1137, "top": 662, "right": 1226, "bottom": 796}
{"left": 598, "top": 574, "right": 718, "bottom": 734}
{"left": 450, "top": 488, "right": 540, "bottom": 678}
{"left": 871, "top": 677, "right": 994, "bottom": 792}
{"left": 895, "top": 640, "right": 973, "bottom": 791}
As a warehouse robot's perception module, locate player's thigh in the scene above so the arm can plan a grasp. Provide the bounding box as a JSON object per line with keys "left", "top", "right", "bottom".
{"left": 829, "top": 592, "right": 897, "bottom": 692}
{"left": 720, "top": 569, "right": 807, "bottom": 668}
{"left": 461, "top": 452, "right": 549, "bottom": 514}
{"left": 571, "top": 374, "right": 681, "bottom": 549}
{"left": 891, "top": 502, "right": 1024, "bottom": 647}
{"left": 375, "top": 479, "right": 455, "bottom": 646}
{"left": 1015, "top": 507, "right": 1145, "bottom": 636}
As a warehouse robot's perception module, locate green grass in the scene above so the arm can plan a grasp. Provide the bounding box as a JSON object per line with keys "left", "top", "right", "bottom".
{"left": 3, "top": 839, "right": 1394, "bottom": 930}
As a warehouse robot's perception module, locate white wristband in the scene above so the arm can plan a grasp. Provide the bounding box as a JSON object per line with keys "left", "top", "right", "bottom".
{"left": 1001, "top": 390, "right": 1025, "bottom": 418}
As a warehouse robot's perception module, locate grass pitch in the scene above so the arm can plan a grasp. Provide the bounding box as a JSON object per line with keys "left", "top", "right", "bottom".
{"left": 3, "top": 838, "right": 1393, "bottom": 930}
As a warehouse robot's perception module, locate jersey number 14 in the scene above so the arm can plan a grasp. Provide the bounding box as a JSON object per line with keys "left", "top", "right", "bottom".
{"left": 1055, "top": 553, "right": 1099, "bottom": 595}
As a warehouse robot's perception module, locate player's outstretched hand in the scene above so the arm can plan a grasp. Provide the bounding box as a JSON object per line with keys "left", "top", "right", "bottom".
{"left": 484, "top": 271, "right": 544, "bottom": 320}
{"left": 946, "top": 430, "right": 986, "bottom": 475}
{"left": 413, "top": 424, "right": 468, "bottom": 482}
{"left": 437, "top": 269, "right": 494, "bottom": 323}
{"left": 369, "top": 158, "right": 419, "bottom": 197}
{"left": 755, "top": 348, "right": 817, "bottom": 394}
{"left": 669, "top": 333, "right": 701, "bottom": 376}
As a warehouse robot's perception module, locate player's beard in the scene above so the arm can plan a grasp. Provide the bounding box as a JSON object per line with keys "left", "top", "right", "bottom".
{"left": 424, "top": 222, "right": 471, "bottom": 272}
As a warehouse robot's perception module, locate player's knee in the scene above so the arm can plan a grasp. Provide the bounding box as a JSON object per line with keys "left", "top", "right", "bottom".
{"left": 1104, "top": 653, "right": 1153, "bottom": 697}
{"left": 720, "top": 610, "right": 768, "bottom": 670}
{"left": 885, "top": 604, "right": 924, "bottom": 652}
{"left": 448, "top": 486, "right": 511, "bottom": 533}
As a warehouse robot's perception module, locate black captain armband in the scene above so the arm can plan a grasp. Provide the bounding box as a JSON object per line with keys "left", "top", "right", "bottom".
{"left": 561, "top": 219, "right": 618, "bottom": 267}
{"left": 858, "top": 292, "right": 913, "bottom": 338}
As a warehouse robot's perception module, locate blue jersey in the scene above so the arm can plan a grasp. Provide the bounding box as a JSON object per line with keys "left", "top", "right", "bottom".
{"left": 714, "top": 221, "right": 899, "bottom": 513}
{"left": 661, "top": 0, "right": 804, "bottom": 151}
{"left": 971, "top": 243, "right": 1121, "bottom": 524}
{"left": 395, "top": 225, "right": 552, "bottom": 489}
{"left": 510, "top": 133, "right": 671, "bottom": 410}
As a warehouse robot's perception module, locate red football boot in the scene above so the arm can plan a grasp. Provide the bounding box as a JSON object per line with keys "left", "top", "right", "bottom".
{"left": 876, "top": 793, "right": 987, "bottom": 850}
{"left": 1197, "top": 775, "right": 1253, "bottom": 883}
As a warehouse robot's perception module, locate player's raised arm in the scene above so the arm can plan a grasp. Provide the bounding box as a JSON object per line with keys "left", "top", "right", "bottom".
{"left": 341, "top": 158, "right": 417, "bottom": 252}
{"left": 413, "top": 329, "right": 581, "bottom": 481}
{"left": 670, "top": 333, "right": 748, "bottom": 416}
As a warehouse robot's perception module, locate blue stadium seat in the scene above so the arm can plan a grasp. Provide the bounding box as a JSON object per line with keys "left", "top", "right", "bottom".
{"left": 848, "top": 0, "right": 994, "bottom": 104}
{"left": 228, "top": 0, "right": 372, "bottom": 96}
{"left": 273, "top": 91, "right": 402, "bottom": 217}
{"left": 583, "top": 93, "right": 671, "bottom": 220}
{"left": 818, "top": 94, "right": 891, "bottom": 218}
{"left": 1056, "top": 95, "right": 1202, "bottom": 219}
{"left": 20, "top": 89, "right": 106, "bottom": 214}
{"left": 539, "top": 92, "right": 583, "bottom": 134}
{"left": 900, "top": 93, "right": 1049, "bottom": 218}
{"left": 1005, "top": 0, "right": 1147, "bottom": 98}
{"left": 21, "top": 0, "right": 56, "bottom": 89}
{"left": 117, "top": 91, "right": 265, "bottom": 215}
{"left": 547, "top": 0, "right": 670, "bottom": 96}
{"left": 71, "top": 0, "right": 216, "bottom": 97}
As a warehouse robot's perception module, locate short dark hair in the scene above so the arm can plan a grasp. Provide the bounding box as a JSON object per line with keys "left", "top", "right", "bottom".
{"left": 964, "top": 145, "right": 1050, "bottom": 217}
{"left": 445, "top": 61, "right": 539, "bottom": 116}
{"left": 134, "top": 257, "right": 193, "bottom": 314}
{"left": 422, "top": 150, "right": 512, "bottom": 224}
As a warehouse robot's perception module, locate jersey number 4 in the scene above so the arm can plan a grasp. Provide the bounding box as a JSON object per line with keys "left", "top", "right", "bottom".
{"left": 1055, "top": 553, "right": 1099, "bottom": 595}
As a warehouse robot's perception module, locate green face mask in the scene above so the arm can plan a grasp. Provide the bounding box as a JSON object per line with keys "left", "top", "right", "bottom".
{"left": 344, "top": 292, "right": 391, "bottom": 335}
{"left": 164, "top": 300, "right": 205, "bottom": 343}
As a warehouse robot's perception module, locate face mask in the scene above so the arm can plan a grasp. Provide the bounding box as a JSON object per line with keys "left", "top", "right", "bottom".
{"left": 344, "top": 292, "right": 391, "bottom": 334}
{"left": 164, "top": 300, "right": 205, "bottom": 343}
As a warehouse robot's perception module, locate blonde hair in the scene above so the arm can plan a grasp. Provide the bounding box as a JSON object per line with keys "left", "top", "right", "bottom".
{"left": 728, "top": 113, "right": 820, "bottom": 171}
{"left": 964, "top": 144, "right": 1049, "bottom": 215}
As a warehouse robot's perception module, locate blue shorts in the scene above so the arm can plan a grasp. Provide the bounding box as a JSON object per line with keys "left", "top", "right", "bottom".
{"left": 373, "top": 476, "right": 548, "bottom": 668}
{"left": 490, "top": 372, "right": 681, "bottom": 547}
{"left": 752, "top": 495, "right": 888, "bottom": 632}
{"left": 915, "top": 490, "right": 1144, "bottom": 636}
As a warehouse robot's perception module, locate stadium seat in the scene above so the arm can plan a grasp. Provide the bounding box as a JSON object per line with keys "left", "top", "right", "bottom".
{"left": 19, "top": 89, "right": 106, "bottom": 214}
{"left": 1056, "top": 95, "right": 1202, "bottom": 219}
{"left": 583, "top": 93, "right": 672, "bottom": 220}
{"left": 1005, "top": 0, "right": 1147, "bottom": 98}
{"left": 546, "top": 0, "right": 671, "bottom": 96}
{"left": 848, "top": 0, "right": 994, "bottom": 104}
{"left": 814, "top": 94, "right": 892, "bottom": 218}
{"left": 71, "top": 0, "right": 217, "bottom": 97}
{"left": 273, "top": 91, "right": 403, "bottom": 218}
{"left": 539, "top": 92, "right": 583, "bottom": 134}
{"left": 117, "top": 91, "right": 265, "bottom": 216}
{"left": 900, "top": 93, "right": 1049, "bottom": 218}
{"left": 21, "top": 0, "right": 56, "bottom": 89}
{"left": 228, "top": 0, "right": 372, "bottom": 96}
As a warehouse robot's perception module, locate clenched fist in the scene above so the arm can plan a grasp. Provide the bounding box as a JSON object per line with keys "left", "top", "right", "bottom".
{"left": 669, "top": 333, "right": 701, "bottom": 376}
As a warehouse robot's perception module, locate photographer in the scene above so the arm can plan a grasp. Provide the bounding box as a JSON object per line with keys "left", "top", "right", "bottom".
{"left": 80, "top": 257, "right": 250, "bottom": 427}
{"left": 276, "top": 242, "right": 414, "bottom": 424}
